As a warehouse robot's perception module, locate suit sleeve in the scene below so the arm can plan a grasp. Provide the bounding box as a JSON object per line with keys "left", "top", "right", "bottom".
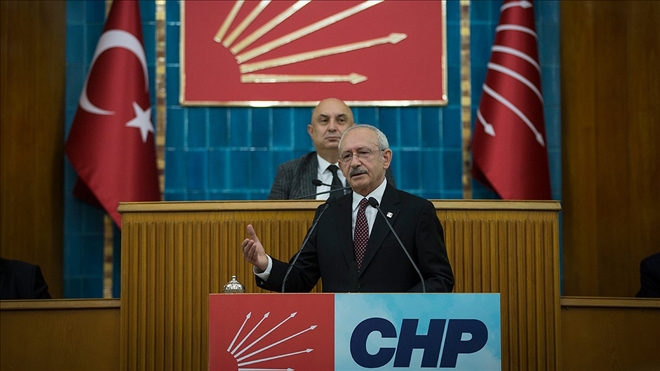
{"left": 411, "top": 200, "right": 454, "bottom": 293}
{"left": 636, "top": 253, "right": 660, "bottom": 298}
{"left": 268, "top": 162, "right": 293, "bottom": 200}
{"left": 31, "top": 265, "right": 51, "bottom": 299}
{"left": 0, "top": 260, "right": 51, "bottom": 299}
{"left": 255, "top": 256, "right": 320, "bottom": 293}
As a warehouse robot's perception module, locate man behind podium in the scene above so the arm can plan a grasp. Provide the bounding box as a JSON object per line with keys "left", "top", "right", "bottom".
{"left": 242, "top": 125, "right": 454, "bottom": 293}
{"left": 267, "top": 97, "right": 395, "bottom": 200}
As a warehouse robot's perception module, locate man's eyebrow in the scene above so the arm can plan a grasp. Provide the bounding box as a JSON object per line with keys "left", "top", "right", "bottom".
{"left": 316, "top": 113, "right": 348, "bottom": 120}
{"left": 341, "top": 146, "right": 371, "bottom": 153}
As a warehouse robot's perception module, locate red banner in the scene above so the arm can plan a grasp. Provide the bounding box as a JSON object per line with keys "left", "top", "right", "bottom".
{"left": 182, "top": 0, "right": 447, "bottom": 106}
{"left": 210, "top": 294, "right": 335, "bottom": 370}
{"left": 65, "top": 0, "right": 160, "bottom": 227}
{"left": 471, "top": 0, "right": 551, "bottom": 200}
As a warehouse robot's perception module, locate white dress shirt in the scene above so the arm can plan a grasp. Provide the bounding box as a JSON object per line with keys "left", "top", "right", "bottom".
{"left": 315, "top": 155, "right": 346, "bottom": 200}
{"left": 351, "top": 178, "right": 387, "bottom": 237}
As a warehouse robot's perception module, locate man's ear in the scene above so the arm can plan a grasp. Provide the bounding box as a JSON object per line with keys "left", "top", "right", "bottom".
{"left": 382, "top": 149, "right": 392, "bottom": 169}
{"left": 307, "top": 124, "right": 313, "bottom": 137}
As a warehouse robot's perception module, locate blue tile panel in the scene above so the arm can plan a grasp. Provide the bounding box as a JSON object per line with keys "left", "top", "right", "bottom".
{"left": 64, "top": 0, "right": 561, "bottom": 298}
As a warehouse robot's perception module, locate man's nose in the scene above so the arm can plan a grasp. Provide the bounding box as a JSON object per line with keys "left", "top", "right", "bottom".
{"left": 350, "top": 152, "right": 363, "bottom": 166}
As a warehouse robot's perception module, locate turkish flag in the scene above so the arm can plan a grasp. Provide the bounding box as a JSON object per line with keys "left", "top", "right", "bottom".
{"left": 65, "top": 0, "right": 160, "bottom": 227}
{"left": 471, "top": 0, "right": 551, "bottom": 200}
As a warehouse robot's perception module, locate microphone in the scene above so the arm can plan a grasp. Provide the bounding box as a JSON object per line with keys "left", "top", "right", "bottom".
{"left": 311, "top": 179, "right": 326, "bottom": 187}
{"left": 293, "top": 179, "right": 351, "bottom": 200}
{"left": 282, "top": 198, "right": 335, "bottom": 292}
{"left": 368, "top": 197, "right": 426, "bottom": 293}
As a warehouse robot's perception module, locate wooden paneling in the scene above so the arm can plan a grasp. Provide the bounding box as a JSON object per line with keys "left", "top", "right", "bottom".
{"left": 0, "top": 1, "right": 65, "bottom": 297}
{"left": 561, "top": 297, "right": 660, "bottom": 371}
{"left": 443, "top": 211, "right": 560, "bottom": 370}
{"left": 0, "top": 299, "right": 120, "bottom": 371}
{"left": 4, "top": 295, "right": 658, "bottom": 371}
{"left": 118, "top": 199, "right": 561, "bottom": 371}
{"left": 561, "top": 1, "right": 660, "bottom": 297}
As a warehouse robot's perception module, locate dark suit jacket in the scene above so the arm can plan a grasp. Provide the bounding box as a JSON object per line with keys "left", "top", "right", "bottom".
{"left": 268, "top": 151, "right": 396, "bottom": 200}
{"left": 258, "top": 184, "right": 454, "bottom": 293}
{"left": 636, "top": 252, "right": 660, "bottom": 298}
{"left": 0, "top": 257, "right": 51, "bottom": 299}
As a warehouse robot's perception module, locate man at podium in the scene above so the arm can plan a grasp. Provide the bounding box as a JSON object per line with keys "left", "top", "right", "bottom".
{"left": 241, "top": 125, "right": 454, "bottom": 293}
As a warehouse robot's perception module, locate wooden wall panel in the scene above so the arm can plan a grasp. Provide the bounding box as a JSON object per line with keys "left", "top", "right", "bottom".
{"left": 561, "top": 1, "right": 660, "bottom": 297}
{"left": 118, "top": 200, "right": 560, "bottom": 371}
{"left": 0, "top": 299, "right": 120, "bottom": 371}
{"left": 0, "top": 0, "right": 65, "bottom": 297}
{"left": 561, "top": 297, "right": 660, "bottom": 371}
{"left": 443, "top": 210, "right": 560, "bottom": 371}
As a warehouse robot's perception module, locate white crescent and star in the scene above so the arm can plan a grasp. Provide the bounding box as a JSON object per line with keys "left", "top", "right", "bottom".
{"left": 79, "top": 29, "right": 154, "bottom": 143}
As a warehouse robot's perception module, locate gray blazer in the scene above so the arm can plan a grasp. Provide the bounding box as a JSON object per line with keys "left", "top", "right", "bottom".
{"left": 268, "top": 151, "right": 396, "bottom": 200}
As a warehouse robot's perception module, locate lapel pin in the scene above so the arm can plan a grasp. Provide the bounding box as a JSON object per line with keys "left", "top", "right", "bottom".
{"left": 386, "top": 212, "right": 393, "bottom": 218}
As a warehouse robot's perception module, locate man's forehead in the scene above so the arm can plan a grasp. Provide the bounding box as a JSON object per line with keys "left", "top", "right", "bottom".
{"left": 340, "top": 129, "right": 377, "bottom": 149}
{"left": 313, "top": 99, "right": 351, "bottom": 117}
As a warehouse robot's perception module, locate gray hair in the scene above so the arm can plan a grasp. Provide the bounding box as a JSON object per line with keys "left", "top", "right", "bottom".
{"left": 338, "top": 124, "right": 390, "bottom": 152}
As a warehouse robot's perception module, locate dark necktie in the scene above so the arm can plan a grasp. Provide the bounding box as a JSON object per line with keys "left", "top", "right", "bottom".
{"left": 327, "top": 164, "right": 343, "bottom": 201}
{"left": 354, "top": 198, "right": 370, "bottom": 269}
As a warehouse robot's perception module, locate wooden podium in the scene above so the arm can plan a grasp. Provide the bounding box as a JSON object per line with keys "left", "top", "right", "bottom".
{"left": 118, "top": 200, "right": 561, "bottom": 371}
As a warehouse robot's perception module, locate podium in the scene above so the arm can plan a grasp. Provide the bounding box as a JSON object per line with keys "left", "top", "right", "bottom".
{"left": 118, "top": 199, "right": 560, "bottom": 371}
{"left": 209, "top": 293, "right": 501, "bottom": 370}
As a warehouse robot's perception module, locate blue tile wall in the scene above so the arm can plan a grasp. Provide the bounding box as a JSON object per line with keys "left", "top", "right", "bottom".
{"left": 64, "top": 0, "right": 561, "bottom": 298}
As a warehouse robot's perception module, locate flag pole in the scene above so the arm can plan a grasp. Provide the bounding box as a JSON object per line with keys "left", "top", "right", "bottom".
{"left": 155, "top": 0, "right": 167, "bottom": 195}
{"left": 102, "top": 0, "right": 113, "bottom": 300}
{"left": 103, "top": 215, "right": 114, "bottom": 298}
{"left": 103, "top": 0, "right": 114, "bottom": 299}
{"left": 460, "top": 0, "right": 473, "bottom": 199}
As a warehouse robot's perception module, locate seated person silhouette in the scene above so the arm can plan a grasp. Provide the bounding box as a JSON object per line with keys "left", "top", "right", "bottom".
{"left": 0, "top": 257, "right": 51, "bottom": 299}
{"left": 636, "top": 252, "right": 660, "bottom": 298}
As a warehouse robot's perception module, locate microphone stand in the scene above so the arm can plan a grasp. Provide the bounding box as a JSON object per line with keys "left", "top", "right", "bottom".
{"left": 281, "top": 200, "right": 334, "bottom": 292}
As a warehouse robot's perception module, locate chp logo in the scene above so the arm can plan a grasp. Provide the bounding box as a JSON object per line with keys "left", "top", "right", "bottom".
{"left": 209, "top": 294, "right": 335, "bottom": 370}
{"left": 182, "top": 0, "right": 448, "bottom": 105}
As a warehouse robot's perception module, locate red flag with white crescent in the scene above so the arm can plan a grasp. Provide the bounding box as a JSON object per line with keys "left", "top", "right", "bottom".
{"left": 471, "top": 0, "right": 551, "bottom": 200}
{"left": 65, "top": 0, "right": 160, "bottom": 227}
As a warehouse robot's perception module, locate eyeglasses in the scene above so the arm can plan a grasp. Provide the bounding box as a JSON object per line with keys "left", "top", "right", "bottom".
{"left": 338, "top": 147, "right": 381, "bottom": 164}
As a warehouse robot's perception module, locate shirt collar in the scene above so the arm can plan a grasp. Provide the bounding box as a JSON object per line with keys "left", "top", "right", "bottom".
{"left": 316, "top": 154, "right": 337, "bottom": 173}
{"left": 352, "top": 178, "right": 388, "bottom": 211}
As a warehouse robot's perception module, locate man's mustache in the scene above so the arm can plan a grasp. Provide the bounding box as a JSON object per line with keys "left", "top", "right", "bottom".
{"left": 349, "top": 168, "right": 368, "bottom": 177}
